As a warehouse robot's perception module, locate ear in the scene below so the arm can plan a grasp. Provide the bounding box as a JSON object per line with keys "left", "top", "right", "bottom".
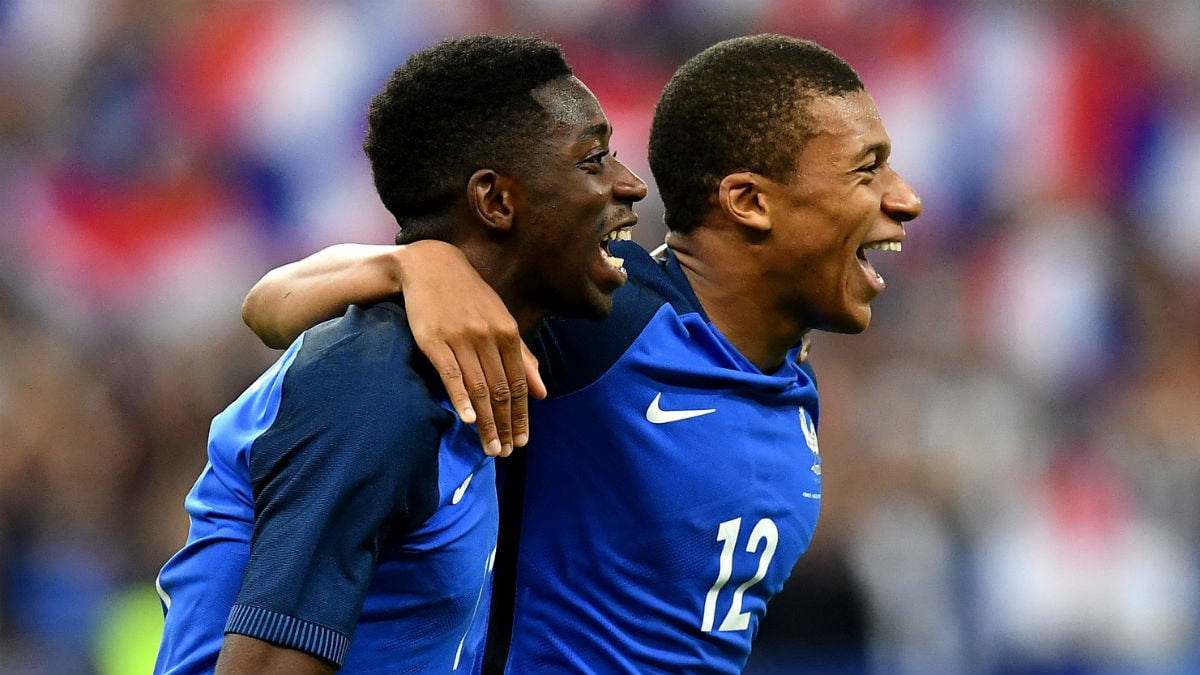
{"left": 718, "top": 172, "right": 771, "bottom": 232}
{"left": 467, "top": 169, "right": 516, "bottom": 233}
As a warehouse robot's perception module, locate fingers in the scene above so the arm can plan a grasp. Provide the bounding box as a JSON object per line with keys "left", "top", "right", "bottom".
{"left": 424, "top": 342, "right": 476, "bottom": 424}
{"left": 399, "top": 242, "right": 532, "bottom": 457}
{"left": 521, "top": 341, "right": 547, "bottom": 400}
{"left": 425, "top": 340, "right": 511, "bottom": 458}
{"left": 473, "top": 339, "right": 515, "bottom": 457}
{"left": 466, "top": 337, "right": 542, "bottom": 455}
{"left": 508, "top": 340, "right": 544, "bottom": 449}
{"left": 504, "top": 344, "right": 532, "bottom": 449}
{"left": 419, "top": 324, "right": 531, "bottom": 458}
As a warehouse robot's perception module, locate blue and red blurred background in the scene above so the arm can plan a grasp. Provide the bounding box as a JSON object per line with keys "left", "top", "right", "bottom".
{"left": 2, "top": 1, "right": 1199, "bottom": 673}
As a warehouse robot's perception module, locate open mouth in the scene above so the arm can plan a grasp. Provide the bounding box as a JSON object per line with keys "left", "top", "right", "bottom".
{"left": 857, "top": 239, "right": 903, "bottom": 291}
{"left": 601, "top": 226, "right": 634, "bottom": 270}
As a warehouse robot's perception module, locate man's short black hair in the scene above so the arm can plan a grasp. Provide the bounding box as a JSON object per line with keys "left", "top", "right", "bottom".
{"left": 648, "top": 34, "right": 864, "bottom": 234}
{"left": 363, "top": 34, "right": 573, "bottom": 241}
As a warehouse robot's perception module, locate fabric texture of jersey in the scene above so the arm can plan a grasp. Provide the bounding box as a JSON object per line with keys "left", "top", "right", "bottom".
{"left": 153, "top": 302, "right": 497, "bottom": 675}
{"left": 497, "top": 241, "right": 822, "bottom": 674}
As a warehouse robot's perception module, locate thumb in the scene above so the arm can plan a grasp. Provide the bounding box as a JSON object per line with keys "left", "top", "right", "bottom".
{"left": 521, "top": 340, "right": 547, "bottom": 399}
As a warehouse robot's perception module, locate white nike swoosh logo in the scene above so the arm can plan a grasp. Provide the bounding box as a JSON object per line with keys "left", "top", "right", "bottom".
{"left": 451, "top": 473, "right": 473, "bottom": 505}
{"left": 645, "top": 392, "right": 716, "bottom": 424}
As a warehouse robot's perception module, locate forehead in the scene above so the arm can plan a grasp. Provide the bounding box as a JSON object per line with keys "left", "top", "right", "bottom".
{"left": 800, "top": 91, "right": 889, "bottom": 163}
{"left": 530, "top": 76, "right": 608, "bottom": 137}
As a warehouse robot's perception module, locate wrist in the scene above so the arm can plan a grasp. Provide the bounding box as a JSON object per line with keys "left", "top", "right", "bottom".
{"left": 391, "top": 240, "right": 466, "bottom": 296}
{"left": 378, "top": 245, "right": 408, "bottom": 297}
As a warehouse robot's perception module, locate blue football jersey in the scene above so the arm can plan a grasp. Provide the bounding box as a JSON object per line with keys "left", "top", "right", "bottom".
{"left": 490, "top": 242, "right": 822, "bottom": 674}
{"left": 154, "top": 302, "right": 497, "bottom": 675}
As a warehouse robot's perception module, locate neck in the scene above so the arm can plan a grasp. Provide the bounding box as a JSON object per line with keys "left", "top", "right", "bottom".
{"left": 432, "top": 204, "right": 549, "bottom": 339}
{"left": 502, "top": 295, "right": 548, "bottom": 340}
{"left": 460, "top": 243, "right": 547, "bottom": 340}
{"left": 666, "top": 228, "right": 808, "bottom": 373}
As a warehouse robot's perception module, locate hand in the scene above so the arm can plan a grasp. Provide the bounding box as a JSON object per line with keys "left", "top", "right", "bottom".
{"left": 399, "top": 241, "right": 547, "bottom": 456}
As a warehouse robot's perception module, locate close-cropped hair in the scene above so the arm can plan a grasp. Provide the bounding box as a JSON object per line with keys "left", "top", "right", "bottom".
{"left": 363, "top": 34, "right": 573, "bottom": 240}
{"left": 648, "top": 34, "right": 864, "bottom": 234}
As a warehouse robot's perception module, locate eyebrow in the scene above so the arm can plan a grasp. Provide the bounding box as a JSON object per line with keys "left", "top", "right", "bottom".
{"left": 577, "top": 122, "right": 612, "bottom": 142}
{"left": 855, "top": 141, "right": 891, "bottom": 163}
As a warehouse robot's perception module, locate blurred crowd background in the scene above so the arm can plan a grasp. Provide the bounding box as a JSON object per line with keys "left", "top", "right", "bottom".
{"left": 2, "top": 0, "right": 1199, "bottom": 673}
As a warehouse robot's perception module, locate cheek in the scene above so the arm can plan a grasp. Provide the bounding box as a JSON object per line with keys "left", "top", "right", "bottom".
{"left": 544, "top": 203, "right": 601, "bottom": 260}
{"left": 789, "top": 210, "right": 862, "bottom": 287}
{"left": 567, "top": 198, "right": 608, "bottom": 251}
{"left": 829, "top": 197, "right": 874, "bottom": 249}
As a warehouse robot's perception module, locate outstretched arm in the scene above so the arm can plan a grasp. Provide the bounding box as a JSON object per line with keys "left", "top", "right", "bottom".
{"left": 242, "top": 240, "right": 546, "bottom": 456}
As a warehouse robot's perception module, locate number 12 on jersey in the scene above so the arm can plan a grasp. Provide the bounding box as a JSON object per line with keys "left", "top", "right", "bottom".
{"left": 700, "top": 516, "right": 779, "bottom": 632}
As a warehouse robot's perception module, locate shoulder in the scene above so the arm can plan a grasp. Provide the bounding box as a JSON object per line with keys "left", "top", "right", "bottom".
{"left": 299, "top": 302, "right": 419, "bottom": 368}
{"left": 285, "top": 302, "right": 442, "bottom": 410}
{"left": 253, "top": 301, "right": 451, "bottom": 489}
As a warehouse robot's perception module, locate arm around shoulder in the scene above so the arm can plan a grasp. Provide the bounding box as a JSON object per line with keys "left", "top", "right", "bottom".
{"left": 242, "top": 243, "right": 408, "bottom": 349}
{"left": 242, "top": 238, "right": 546, "bottom": 456}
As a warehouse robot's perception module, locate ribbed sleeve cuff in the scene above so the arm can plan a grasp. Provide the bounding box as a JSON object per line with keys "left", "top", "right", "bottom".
{"left": 225, "top": 604, "right": 351, "bottom": 667}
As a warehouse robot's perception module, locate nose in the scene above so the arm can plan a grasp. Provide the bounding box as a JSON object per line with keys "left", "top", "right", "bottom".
{"left": 884, "top": 170, "right": 921, "bottom": 223}
{"left": 613, "top": 157, "right": 648, "bottom": 203}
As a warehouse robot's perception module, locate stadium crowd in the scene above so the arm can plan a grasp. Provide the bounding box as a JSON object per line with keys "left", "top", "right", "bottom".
{"left": 1, "top": 1, "right": 1199, "bottom": 673}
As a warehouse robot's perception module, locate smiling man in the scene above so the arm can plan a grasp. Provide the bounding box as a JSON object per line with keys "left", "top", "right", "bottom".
{"left": 151, "top": 35, "right": 645, "bottom": 675}
{"left": 240, "top": 34, "right": 920, "bottom": 674}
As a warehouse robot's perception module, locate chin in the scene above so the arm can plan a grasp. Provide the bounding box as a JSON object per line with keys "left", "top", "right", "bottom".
{"left": 816, "top": 309, "right": 872, "bottom": 335}
{"left": 580, "top": 295, "right": 614, "bottom": 321}
{"left": 557, "top": 291, "right": 613, "bottom": 322}
{"left": 583, "top": 278, "right": 622, "bottom": 319}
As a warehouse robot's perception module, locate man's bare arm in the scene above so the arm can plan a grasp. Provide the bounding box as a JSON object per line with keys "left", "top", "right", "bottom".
{"left": 242, "top": 243, "right": 404, "bottom": 349}
{"left": 215, "top": 634, "right": 334, "bottom": 675}
{"left": 241, "top": 240, "right": 546, "bottom": 456}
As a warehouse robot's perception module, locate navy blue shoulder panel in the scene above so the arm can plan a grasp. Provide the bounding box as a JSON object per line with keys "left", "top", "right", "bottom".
{"left": 237, "top": 302, "right": 454, "bottom": 632}
{"left": 531, "top": 242, "right": 697, "bottom": 397}
{"left": 250, "top": 301, "right": 451, "bottom": 529}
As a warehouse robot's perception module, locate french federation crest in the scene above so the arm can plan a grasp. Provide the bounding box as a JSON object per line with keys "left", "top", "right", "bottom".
{"left": 799, "top": 407, "right": 820, "bottom": 475}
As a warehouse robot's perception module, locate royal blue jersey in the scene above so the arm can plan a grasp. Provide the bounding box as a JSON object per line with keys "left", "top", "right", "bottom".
{"left": 488, "top": 242, "right": 822, "bottom": 674}
{"left": 154, "top": 302, "right": 497, "bottom": 675}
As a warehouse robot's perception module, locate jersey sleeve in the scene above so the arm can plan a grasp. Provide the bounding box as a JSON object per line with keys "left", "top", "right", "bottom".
{"left": 224, "top": 304, "right": 450, "bottom": 666}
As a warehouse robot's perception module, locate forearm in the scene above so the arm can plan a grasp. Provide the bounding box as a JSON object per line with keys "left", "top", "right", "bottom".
{"left": 242, "top": 243, "right": 407, "bottom": 348}
{"left": 215, "top": 633, "right": 335, "bottom": 675}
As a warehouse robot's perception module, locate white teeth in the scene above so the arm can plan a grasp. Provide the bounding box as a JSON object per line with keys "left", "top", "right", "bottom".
{"left": 605, "top": 256, "right": 625, "bottom": 269}
{"left": 862, "top": 241, "right": 902, "bottom": 252}
{"left": 603, "top": 228, "right": 633, "bottom": 242}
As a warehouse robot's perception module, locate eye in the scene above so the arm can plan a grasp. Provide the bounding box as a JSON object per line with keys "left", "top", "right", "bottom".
{"left": 857, "top": 159, "right": 882, "bottom": 182}
{"left": 581, "top": 149, "right": 610, "bottom": 172}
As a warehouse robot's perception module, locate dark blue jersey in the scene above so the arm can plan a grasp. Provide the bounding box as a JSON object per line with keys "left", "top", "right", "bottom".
{"left": 491, "top": 242, "right": 822, "bottom": 674}
{"left": 153, "top": 302, "right": 497, "bottom": 675}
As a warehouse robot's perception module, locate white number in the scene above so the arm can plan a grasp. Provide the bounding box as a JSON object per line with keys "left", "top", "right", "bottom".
{"left": 700, "top": 517, "right": 779, "bottom": 632}
{"left": 701, "top": 518, "right": 741, "bottom": 632}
